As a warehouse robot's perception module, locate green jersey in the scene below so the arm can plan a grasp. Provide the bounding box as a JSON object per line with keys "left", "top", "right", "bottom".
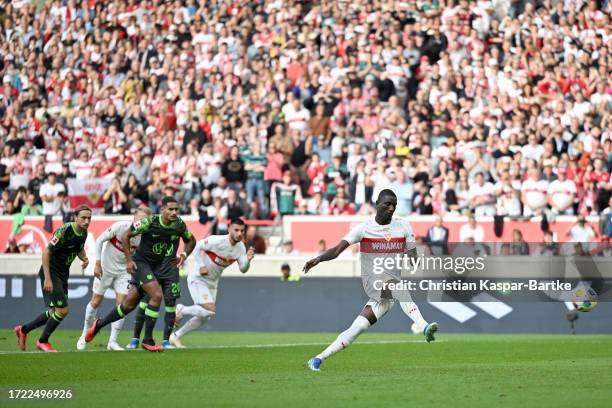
{"left": 45, "top": 222, "right": 87, "bottom": 280}
{"left": 242, "top": 153, "right": 267, "bottom": 179}
{"left": 131, "top": 215, "right": 193, "bottom": 266}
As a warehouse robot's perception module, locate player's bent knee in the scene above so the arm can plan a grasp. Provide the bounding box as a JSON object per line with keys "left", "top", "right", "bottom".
{"left": 360, "top": 306, "right": 378, "bottom": 325}
{"left": 123, "top": 302, "right": 136, "bottom": 313}
{"left": 123, "top": 294, "right": 140, "bottom": 311}
{"left": 55, "top": 307, "right": 69, "bottom": 317}
{"left": 148, "top": 292, "right": 162, "bottom": 306}
{"left": 199, "top": 303, "right": 216, "bottom": 313}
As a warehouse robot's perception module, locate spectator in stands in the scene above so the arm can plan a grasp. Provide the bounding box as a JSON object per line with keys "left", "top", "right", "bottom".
{"left": 602, "top": 197, "right": 612, "bottom": 241}
{"left": 5, "top": 238, "right": 19, "bottom": 254}
{"left": 469, "top": 172, "right": 496, "bottom": 217}
{"left": 412, "top": 181, "right": 433, "bottom": 215}
{"left": 0, "top": 0, "right": 608, "bottom": 239}
{"left": 225, "top": 189, "right": 250, "bottom": 221}
{"left": 521, "top": 168, "right": 549, "bottom": 217}
{"left": 510, "top": 229, "right": 530, "bottom": 256}
{"left": 102, "top": 178, "right": 128, "bottom": 215}
{"left": 423, "top": 215, "right": 450, "bottom": 255}
{"left": 540, "top": 231, "right": 559, "bottom": 256}
{"left": 280, "top": 263, "right": 301, "bottom": 282}
{"left": 19, "top": 192, "right": 42, "bottom": 216}
{"left": 244, "top": 225, "right": 267, "bottom": 255}
{"left": 39, "top": 173, "right": 65, "bottom": 217}
{"left": 389, "top": 170, "right": 413, "bottom": 216}
{"left": 127, "top": 150, "right": 151, "bottom": 187}
{"left": 282, "top": 240, "right": 299, "bottom": 256}
{"left": 271, "top": 171, "right": 302, "bottom": 218}
{"left": 567, "top": 216, "right": 598, "bottom": 252}
{"left": 317, "top": 239, "right": 327, "bottom": 255}
{"left": 459, "top": 213, "right": 485, "bottom": 243}
{"left": 222, "top": 146, "right": 246, "bottom": 192}
{"left": 123, "top": 174, "right": 147, "bottom": 213}
{"left": 548, "top": 168, "right": 577, "bottom": 216}
{"left": 243, "top": 140, "right": 268, "bottom": 220}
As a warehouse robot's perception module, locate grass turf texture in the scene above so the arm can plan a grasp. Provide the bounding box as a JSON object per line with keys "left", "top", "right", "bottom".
{"left": 0, "top": 331, "right": 611, "bottom": 407}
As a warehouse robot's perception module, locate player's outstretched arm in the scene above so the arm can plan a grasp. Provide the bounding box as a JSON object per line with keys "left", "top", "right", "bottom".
{"left": 177, "top": 231, "right": 196, "bottom": 267}
{"left": 303, "top": 240, "right": 350, "bottom": 274}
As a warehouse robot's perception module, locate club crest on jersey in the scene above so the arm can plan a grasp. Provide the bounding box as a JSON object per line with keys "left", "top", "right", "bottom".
{"left": 88, "top": 192, "right": 99, "bottom": 204}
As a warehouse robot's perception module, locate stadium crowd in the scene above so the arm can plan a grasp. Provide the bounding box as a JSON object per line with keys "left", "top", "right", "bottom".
{"left": 0, "top": 0, "right": 610, "bottom": 236}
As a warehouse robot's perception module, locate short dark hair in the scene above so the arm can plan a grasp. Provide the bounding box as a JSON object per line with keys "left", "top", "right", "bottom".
{"left": 376, "top": 189, "right": 397, "bottom": 203}
{"left": 74, "top": 204, "right": 92, "bottom": 216}
{"left": 230, "top": 217, "right": 245, "bottom": 226}
{"left": 161, "top": 196, "right": 178, "bottom": 207}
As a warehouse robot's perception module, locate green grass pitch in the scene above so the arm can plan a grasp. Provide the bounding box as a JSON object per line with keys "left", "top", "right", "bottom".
{"left": 1, "top": 330, "right": 611, "bottom": 407}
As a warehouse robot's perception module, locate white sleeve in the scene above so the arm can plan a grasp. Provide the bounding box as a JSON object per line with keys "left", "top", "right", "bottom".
{"left": 237, "top": 244, "right": 250, "bottom": 273}
{"left": 342, "top": 222, "right": 365, "bottom": 245}
{"left": 95, "top": 223, "right": 122, "bottom": 261}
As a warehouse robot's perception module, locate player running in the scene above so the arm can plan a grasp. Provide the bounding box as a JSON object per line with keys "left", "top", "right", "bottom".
{"left": 85, "top": 197, "right": 196, "bottom": 352}
{"left": 169, "top": 218, "right": 254, "bottom": 348}
{"left": 303, "top": 189, "right": 439, "bottom": 371}
{"left": 14, "top": 205, "right": 92, "bottom": 352}
{"left": 76, "top": 207, "right": 152, "bottom": 351}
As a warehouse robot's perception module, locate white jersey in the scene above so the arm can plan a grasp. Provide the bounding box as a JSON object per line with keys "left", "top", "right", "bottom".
{"left": 343, "top": 218, "right": 416, "bottom": 280}
{"left": 343, "top": 218, "right": 416, "bottom": 251}
{"left": 95, "top": 221, "right": 141, "bottom": 274}
{"left": 548, "top": 179, "right": 576, "bottom": 210}
{"left": 190, "top": 235, "right": 250, "bottom": 282}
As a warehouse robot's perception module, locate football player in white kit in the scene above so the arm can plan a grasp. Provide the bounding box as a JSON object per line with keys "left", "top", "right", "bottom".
{"left": 303, "top": 189, "right": 439, "bottom": 371}
{"left": 76, "top": 207, "right": 152, "bottom": 351}
{"left": 169, "top": 218, "right": 255, "bottom": 348}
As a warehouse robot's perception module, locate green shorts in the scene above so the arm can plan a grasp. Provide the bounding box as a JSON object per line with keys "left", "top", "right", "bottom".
{"left": 38, "top": 268, "right": 69, "bottom": 308}
{"left": 157, "top": 258, "right": 181, "bottom": 301}
{"left": 130, "top": 258, "right": 181, "bottom": 301}
{"left": 130, "top": 260, "right": 158, "bottom": 289}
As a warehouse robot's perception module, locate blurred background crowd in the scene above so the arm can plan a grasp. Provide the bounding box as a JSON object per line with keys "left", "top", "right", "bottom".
{"left": 0, "top": 0, "right": 610, "bottom": 242}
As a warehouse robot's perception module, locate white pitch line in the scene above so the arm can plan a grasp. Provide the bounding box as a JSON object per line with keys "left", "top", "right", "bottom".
{"left": 0, "top": 339, "right": 434, "bottom": 355}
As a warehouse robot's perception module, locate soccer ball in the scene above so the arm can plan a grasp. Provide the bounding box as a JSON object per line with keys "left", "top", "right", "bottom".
{"left": 572, "top": 286, "right": 598, "bottom": 312}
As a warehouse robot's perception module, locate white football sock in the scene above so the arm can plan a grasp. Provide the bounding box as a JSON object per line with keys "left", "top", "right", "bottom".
{"left": 109, "top": 318, "right": 124, "bottom": 344}
{"left": 81, "top": 302, "right": 98, "bottom": 337}
{"left": 182, "top": 305, "right": 215, "bottom": 319}
{"left": 399, "top": 301, "right": 428, "bottom": 333}
{"left": 316, "top": 315, "right": 371, "bottom": 361}
{"left": 175, "top": 316, "right": 210, "bottom": 338}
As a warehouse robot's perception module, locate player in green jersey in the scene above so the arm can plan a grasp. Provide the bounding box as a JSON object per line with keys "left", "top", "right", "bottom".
{"left": 86, "top": 197, "right": 196, "bottom": 352}
{"left": 14, "top": 205, "right": 92, "bottom": 352}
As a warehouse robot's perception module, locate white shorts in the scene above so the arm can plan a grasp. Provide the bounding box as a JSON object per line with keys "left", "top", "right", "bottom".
{"left": 187, "top": 275, "right": 218, "bottom": 305}
{"left": 92, "top": 270, "right": 131, "bottom": 296}
{"left": 365, "top": 299, "right": 395, "bottom": 320}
